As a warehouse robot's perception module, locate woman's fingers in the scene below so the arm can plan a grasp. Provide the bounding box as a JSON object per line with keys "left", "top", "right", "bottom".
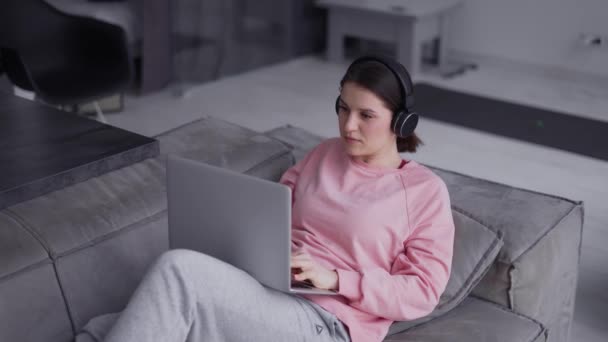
{"left": 291, "top": 255, "right": 315, "bottom": 282}
{"left": 291, "top": 254, "right": 313, "bottom": 268}
{"left": 291, "top": 252, "right": 321, "bottom": 284}
{"left": 294, "top": 270, "right": 313, "bottom": 281}
{"left": 291, "top": 252, "right": 310, "bottom": 261}
{"left": 291, "top": 261, "right": 313, "bottom": 273}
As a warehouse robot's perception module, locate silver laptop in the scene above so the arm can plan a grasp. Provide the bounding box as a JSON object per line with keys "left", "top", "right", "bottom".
{"left": 167, "top": 155, "right": 338, "bottom": 296}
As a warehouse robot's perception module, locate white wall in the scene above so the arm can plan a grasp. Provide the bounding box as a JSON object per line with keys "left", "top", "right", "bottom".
{"left": 449, "top": 0, "right": 608, "bottom": 78}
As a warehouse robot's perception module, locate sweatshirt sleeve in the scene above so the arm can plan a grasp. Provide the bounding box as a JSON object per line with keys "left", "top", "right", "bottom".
{"left": 279, "top": 141, "right": 325, "bottom": 204}
{"left": 336, "top": 179, "right": 455, "bottom": 321}
{"left": 279, "top": 156, "right": 307, "bottom": 206}
{"left": 279, "top": 161, "right": 301, "bottom": 197}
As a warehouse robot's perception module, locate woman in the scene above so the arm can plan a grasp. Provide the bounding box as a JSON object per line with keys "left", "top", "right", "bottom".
{"left": 82, "top": 56, "right": 454, "bottom": 342}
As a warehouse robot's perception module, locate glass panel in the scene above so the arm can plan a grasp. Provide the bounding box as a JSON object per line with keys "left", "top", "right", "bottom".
{"left": 171, "top": 0, "right": 326, "bottom": 92}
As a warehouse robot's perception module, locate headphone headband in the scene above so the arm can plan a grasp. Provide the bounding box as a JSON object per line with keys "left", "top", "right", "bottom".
{"left": 348, "top": 56, "right": 415, "bottom": 110}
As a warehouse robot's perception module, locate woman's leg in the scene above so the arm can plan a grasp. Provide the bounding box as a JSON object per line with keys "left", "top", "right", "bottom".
{"left": 103, "top": 249, "right": 350, "bottom": 342}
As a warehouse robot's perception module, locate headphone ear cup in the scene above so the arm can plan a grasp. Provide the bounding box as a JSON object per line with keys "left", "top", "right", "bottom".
{"left": 335, "top": 96, "right": 340, "bottom": 115}
{"left": 392, "top": 111, "right": 419, "bottom": 138}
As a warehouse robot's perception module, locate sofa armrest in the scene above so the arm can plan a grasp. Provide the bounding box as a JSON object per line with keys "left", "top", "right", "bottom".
{"left": 384, "top": 297, "right": 546, "bottom": 342}
{"left": 429, "top": 166, "right": 583, "bottom": 342}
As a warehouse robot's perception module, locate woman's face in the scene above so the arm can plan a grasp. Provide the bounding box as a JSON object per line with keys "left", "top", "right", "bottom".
{"left": 337, "top": 82, "right": 398, "bottom": 164}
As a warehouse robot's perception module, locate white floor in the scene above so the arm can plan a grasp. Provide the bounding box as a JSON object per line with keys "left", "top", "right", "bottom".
{"left": 107, "top": 56, "right": 608, "bottom": 341}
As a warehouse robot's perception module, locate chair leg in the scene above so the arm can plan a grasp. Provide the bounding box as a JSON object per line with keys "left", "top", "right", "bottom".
{"left": 93, "top": 101, "right": 108, "bottom": 123}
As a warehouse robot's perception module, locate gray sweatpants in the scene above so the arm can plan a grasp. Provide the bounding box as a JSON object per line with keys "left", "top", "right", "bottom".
{"left": 76, "top": 249, "right": 351, "bottom": 342}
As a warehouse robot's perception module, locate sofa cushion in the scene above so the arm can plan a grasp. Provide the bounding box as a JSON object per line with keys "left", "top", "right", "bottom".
{"left": 56, "top": 214, "right": 168, "bottom": 331}
{"left": 0, "top": 263, "right": 74, "bottom": 342}
{"left": 0, "top": 213, "right": 48, "bottom": 278}
{"left": 265, "top": 124, "right": 324, "bottom": 162}
{"left": 0, "top": 215, "right": 66, "bottom": 342}
{"left": 385, "top": 297, "right": 546, "bottom": 342}
{"left": 4, "top": 158, "right": 167, "bottom": 258}
{"left": 158, "top": 117, "right": 293, "bottom": 181}
{"left": 387, "top": 210, "right": 503, "bottom": 334}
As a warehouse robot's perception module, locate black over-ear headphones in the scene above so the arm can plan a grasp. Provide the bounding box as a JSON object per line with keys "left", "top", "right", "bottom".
{"left": 335, "top": 56, "right": 419, "bottom": 138}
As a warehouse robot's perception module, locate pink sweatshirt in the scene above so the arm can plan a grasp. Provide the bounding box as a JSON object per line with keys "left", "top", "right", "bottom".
{"left": 280, "top": 138, "right": 454, "bottom": 342}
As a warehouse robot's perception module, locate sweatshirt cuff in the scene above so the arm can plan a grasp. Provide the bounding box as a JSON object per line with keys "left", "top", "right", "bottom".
{"left": 336, "top": 269, "right": 362, "bottom": 301}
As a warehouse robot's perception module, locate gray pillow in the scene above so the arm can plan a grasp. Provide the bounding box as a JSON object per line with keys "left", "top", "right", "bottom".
{"left": 387, "top": 208, "right": 504, "bottom": 336}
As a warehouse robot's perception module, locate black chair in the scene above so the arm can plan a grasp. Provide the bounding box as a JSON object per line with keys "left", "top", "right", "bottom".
{"left": 0, "top": 0, "right": 132, "bottom": 122}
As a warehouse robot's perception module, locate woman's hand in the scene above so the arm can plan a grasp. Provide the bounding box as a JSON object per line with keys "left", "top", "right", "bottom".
{"left": 291, "top": 252, "right": 339, "bottom": 291}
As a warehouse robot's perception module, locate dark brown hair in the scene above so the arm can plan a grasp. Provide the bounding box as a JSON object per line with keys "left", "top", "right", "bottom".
{"left": 339, "top": 60, "right": 423, "bottom": 153}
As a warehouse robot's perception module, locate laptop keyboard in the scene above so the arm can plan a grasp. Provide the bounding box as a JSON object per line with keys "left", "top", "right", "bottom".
{"left": 291, "top": 279, "right": 315, "bottom": 289}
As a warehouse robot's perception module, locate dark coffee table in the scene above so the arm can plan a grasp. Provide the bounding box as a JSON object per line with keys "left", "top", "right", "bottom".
{"left": 0, "top": 92, "right": 159, "bottom": 209}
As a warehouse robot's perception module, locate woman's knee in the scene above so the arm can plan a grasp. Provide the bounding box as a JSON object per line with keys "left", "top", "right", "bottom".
{"left": 147, "top": 250, "right": 211, "bottom": 289}
{"left": 153, "top": 249, "right": 254, "bottom": 289}
{"left": 157, "top": 249, "right": 208, "bottom": 269}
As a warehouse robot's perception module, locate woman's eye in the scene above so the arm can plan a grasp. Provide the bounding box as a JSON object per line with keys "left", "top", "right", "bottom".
{"left": 362, "top": 113, "right": 373, "bottom": 119}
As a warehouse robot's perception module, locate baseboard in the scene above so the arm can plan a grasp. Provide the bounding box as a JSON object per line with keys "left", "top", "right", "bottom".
{"left": 449, "top": 49, "right": 608, "bottom": 87}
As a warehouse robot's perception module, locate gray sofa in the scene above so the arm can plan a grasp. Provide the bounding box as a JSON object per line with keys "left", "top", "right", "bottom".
{"left": 0, "top": 117, "right": 583, "bottom": 342}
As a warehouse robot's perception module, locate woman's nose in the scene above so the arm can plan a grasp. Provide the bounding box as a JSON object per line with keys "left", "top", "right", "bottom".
{"left": 343, "top": 112, "right": 358, "bottom": 131}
